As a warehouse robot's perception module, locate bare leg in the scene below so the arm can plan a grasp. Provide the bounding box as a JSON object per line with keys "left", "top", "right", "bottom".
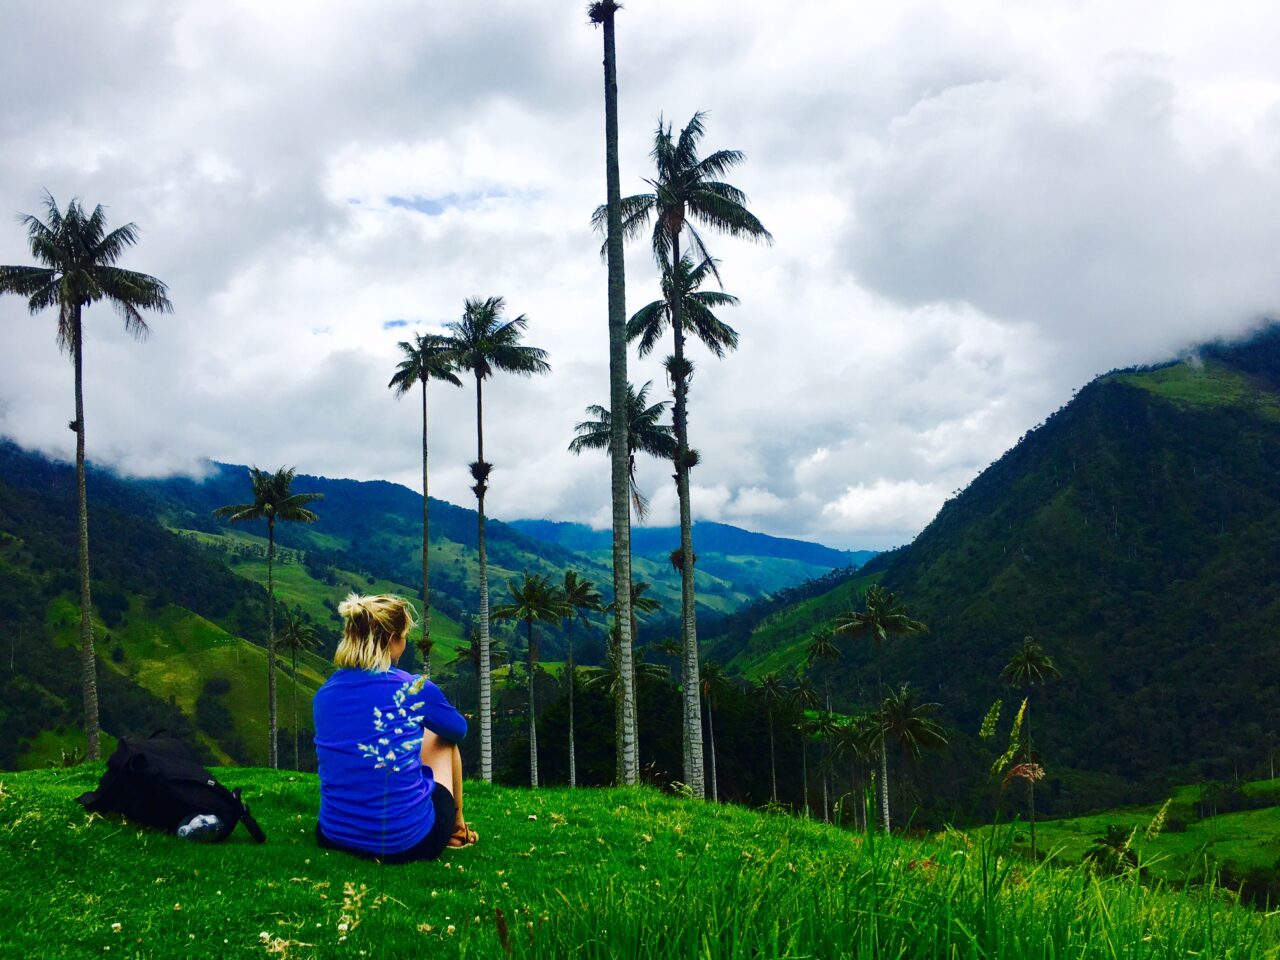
{"left": 420, "top": 731, "right": 455, "bottom": 797}
{"left": 419, "top": 732, "right": 476, "bottom": 846}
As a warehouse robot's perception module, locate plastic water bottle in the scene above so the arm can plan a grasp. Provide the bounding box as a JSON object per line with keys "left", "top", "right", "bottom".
{"left": 177, "top": 814, "right": 223, "bottom": 841}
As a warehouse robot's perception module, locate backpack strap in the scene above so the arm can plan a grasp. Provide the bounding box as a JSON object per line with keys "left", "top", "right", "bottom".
{"left": 233, "top": 788, "right": 267, "bottom": 844}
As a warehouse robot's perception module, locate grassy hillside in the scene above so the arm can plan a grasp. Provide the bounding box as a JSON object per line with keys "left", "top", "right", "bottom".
{"left": 721, "top": 570, "right": 882, "bottom": 679}
{"left": 991, "top": 778, "right": 1280, "bottom": 905}
{"left": 174, "top": 527, "right": 468, "bottom": 664}
{"left": 3, "top": 767, "right": 1276, "bottom": 959}
{"left": 40, "top": 594, "right": 329, "bottom": 768}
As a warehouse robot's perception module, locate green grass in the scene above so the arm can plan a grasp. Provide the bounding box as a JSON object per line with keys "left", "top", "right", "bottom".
{"left": 1113, "top": 360, "right": 1280, "bottom": 418}
{"left": 2, "top": 767, "right": 1276, "bottom": 959}
{"left": 1002, "top": 782, "right": 1280, "bottom": 883}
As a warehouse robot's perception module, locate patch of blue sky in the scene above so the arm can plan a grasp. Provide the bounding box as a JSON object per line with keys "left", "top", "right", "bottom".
{"left": 382, "top": 319, "right": 412, "bottom": 330}
{"left": 386, "top": 190, "right": 509, "bottom": 215}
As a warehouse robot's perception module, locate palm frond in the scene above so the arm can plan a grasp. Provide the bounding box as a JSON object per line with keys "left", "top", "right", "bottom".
{"left": 691, "top": 149, "right": 746, "bottom": 181}
{"left": 626, "top": 299, "right": 667, "bottom": 357}
{"left": 0, "top": 265, "right": 54, "bottom": 299}
{"left": 91, "top": 222, "right": 140, "bottom": 266}
{"left": 686, "top": 190, "right": 773, "bottom": 245}
{"left": 213, "top": 502, "right": 263, "bottom": 522}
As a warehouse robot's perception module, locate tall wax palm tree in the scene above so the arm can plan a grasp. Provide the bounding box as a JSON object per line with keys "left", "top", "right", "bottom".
{"left": 832, "top": 714, "right": 878, "bottom": 830}
{"left": 806, "top": 625, "right": 841, "bottom": 818}
{"left": 214, "top": 467, "right": 322, "bottom": 768}
{"left": 790, "top": 675, "right": 820, "bottom": 817}
{"left": 588, "top": 0, "right": 639, "bottom": 789}
{"left": 834, "top": 585, "right": 927, "bottom": 832}
{"left": 806, "top": 624, "right": 841, "bottom": 710}
{"left": 627, "top": 253, "right": 743, "bottom": 798}
{"left": 758, "top": 673, "right": 788, "bottom": 804}
{"left": 596, "top": 112, "right": 772, "bottom": 797}
{"left": 569, "top": 380, "right": 677, "bottom": 521}
{"left": 444, "top": 296, "right": 549, "bottom": 782}
{"left": 878, "top": 684, "right": 948, "bottom": 826}
{"left": 808, "top": 710, "right": 840, "bottom": 821}
{"left": 561, "top": 571, "right": 602, "bottom": 788}
{"left": 585, "top": 632, "right": 669, "bottom": 783}
{"left": 999, "top": 636, "right": 1061, "bottom": 859}
{"left": 493, "top": 572, "right": 569, "bottom": 788}
{"left": 699, "top": 660, "right": 731, "bottom": 803}
{"left": 389, "top": 333, "right": 461, "bottom": 660}
{"left": 570, "top": 382, "right": 674, "bottom": 766}
{"left": 279, "top": 607, "right": 318, "bottom": 770}
{"left": 0, "top": 194, "right": 172, "bottom": 759}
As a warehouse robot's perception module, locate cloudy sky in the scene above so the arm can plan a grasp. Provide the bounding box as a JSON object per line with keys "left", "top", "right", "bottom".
{"left": 2, "top": 1, "right": 1279, "bottom": 550}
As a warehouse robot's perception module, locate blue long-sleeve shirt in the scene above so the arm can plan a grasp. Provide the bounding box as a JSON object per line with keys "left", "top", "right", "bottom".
{"left": 313, "top": 667, "right": 467, "bottom": 855}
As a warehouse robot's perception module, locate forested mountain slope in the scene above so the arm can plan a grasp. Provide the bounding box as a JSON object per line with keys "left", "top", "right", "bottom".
{"left": 711, "top": 328, "right": 1280, "bottom": 815}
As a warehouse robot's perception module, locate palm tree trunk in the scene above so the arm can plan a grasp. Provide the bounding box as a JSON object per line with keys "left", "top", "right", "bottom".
{"left": 267, "top": 518, "right": 278, "bottom": 769}
{"left": 72, "top": 306, "right": 101, "bottom": 761}
{"left": 1027, "top": 695, "right": 1037, "bottom": 859}
{"left": 421, "top": 376, "right": 431, "bottom": 662}
{"left": 822, "top": 756, "right": 829, "bottom": 821}
{"left": 528, "top": 619, "right": 538, "bottom": 788}
{"left": 475, "top": 375, "right": 493, "bottom": 782}
{"left": 670, "top": 232, "right": 705, "bottom": 798}
{"left": 292, "top": 646, "right": 299, "bottom": 770}
{"left": 768, "top": 707, "right": 777, "bottom": 804}
{"left": 705, "top": 692, "right": 718, "bottom": 803}
{"left": 801, "top": 734, "right": 809, "bottom": 818}
{"left": 630, "top": 604, "right": 640, "bottom": 771}
{"left": 823, "top": 686, "right": 832, "bottom": 820}
{"left": 567, "top": 623, "right": 576, "bottom": 788}
{"left": 878, "top": 736, "right": 890, "bottom": 833}
{"left": 599, "top": 0, "right": 638, "bottom": 788}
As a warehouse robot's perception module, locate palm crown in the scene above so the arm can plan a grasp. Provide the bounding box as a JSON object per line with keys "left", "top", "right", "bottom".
{"left": 628, "top": 255, "right": 739, "bottom": 360}
{"left": 569, "top": 380, "right": 677, "bottom": 520}
{"left": 592, "top": 112, "right": 773, "bottom": 267}
{"left": 492, "top": 572, "right": 570, "bottom": 635}
{"left": 445, "top": 296, "right": 550, "bottom": 384}
{"left": 562, "top": 571, "right": 603, "bottom": 627}
{"left": 806, "top": 624, "right": 841, "bottom": 668}
{"left": 999, "top": 636, "right": 1061, "bottom": 689}
{"left": 0, "top": 193, "right": 172, "bottom": 353}
{"left": 833, "top": 586, "right": 928, "bottom": 660}
{"left": 606, "top": 578, "right": 661, "bottom": 620}
{"left": 878, "top": 684, "right": 948, "bottom": 760}
{"left": 388, "top": 332, "right": 463, "bottom": 394}
{"left": 214, "top": 467, "right": 323, "bottom": 527}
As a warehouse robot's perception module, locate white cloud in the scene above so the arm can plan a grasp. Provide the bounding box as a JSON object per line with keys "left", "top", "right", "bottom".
{"left": 2, "top": 0, "right": 1279, "bottom": 552}
{"left": 822, "top": 479, "right": 950, "bottom": 537}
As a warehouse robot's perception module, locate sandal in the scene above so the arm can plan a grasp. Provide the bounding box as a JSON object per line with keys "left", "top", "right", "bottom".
{"left": 447, "top": 823, "right": 479, "bottom": 848}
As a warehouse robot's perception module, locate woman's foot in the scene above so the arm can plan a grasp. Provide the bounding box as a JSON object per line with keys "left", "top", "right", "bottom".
{"left": 448, "top": 822, "right": 479, "bottom": 848}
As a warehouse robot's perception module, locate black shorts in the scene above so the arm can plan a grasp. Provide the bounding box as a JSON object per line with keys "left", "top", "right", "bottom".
{"left": 316, "top": 784, "right": 456, "bottom": 864}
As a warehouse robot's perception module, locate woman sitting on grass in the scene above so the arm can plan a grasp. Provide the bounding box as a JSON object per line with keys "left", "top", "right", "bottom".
{"left": 313, "top": 593, "right": 477, "bottom": 862}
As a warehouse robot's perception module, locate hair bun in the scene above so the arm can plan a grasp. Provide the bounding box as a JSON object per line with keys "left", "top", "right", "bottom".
{"left": 337, "top": 592, "right": 368, "bottom": 619}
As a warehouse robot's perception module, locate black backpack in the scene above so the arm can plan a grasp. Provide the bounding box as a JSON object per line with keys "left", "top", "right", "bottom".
{"left": 77, "top": 734, "right": 266, "bottom": 843}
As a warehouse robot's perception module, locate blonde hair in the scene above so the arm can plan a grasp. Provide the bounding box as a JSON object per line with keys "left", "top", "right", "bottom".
{"left": 334, "top": 593, "right": 417, "bottom": 672}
